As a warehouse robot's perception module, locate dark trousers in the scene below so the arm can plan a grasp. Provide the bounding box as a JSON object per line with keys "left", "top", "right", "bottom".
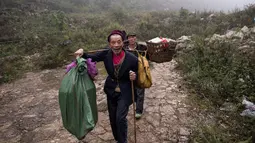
{"left": 107, "top": 92, "right": 129, "bottom": 143}
{"left": 136, "top": 87, "right": 145, "bottom": 114}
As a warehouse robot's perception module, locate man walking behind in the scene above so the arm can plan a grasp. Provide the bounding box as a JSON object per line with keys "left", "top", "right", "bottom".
{"left": 125, "top": 33, "right": 148, "bottom": 119}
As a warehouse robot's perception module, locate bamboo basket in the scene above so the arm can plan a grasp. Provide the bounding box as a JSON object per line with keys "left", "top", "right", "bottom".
{"left": 145, "top": 40, "right": 177, "bottom": 63}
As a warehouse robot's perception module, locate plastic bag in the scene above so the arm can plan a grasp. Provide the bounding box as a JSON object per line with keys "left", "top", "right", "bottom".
{"left": 65, "top": 61, "right": 76, "bottom": 73}
{"left": 86, "top": 58, "right": 98, "bottom": 80}
{"left": 59, "top": 57, "right": 98, "bottom": 140}
{"left": 65, "top": 58, "right": 98, "bottom": 80}
{"left": 240, "top": 97, "right": 255, "bottom": 117}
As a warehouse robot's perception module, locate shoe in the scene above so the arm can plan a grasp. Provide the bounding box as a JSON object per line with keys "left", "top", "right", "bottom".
{"left": 135, "top": 113, "right": 142, "bottom": 119}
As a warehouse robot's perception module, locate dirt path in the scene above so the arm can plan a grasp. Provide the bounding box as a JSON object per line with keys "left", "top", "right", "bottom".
{"left": 0, "top": 60, "right": 195, "bottom": 143}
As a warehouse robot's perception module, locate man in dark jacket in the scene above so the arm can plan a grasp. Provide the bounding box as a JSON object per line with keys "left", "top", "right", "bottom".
{"left": 75, "top": 30, "right": 138, "bottom": 143}
{"left": 125, "top": 33, "right": 148, "bottom": 119}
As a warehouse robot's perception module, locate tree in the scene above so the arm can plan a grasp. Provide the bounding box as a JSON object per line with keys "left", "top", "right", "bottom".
{"left": 179, "top": 7, "right": 189, "bottom": 18}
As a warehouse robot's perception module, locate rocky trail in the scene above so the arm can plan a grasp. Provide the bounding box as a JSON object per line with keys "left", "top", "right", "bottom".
{"left": 0, "top": 60, "right": 195, "bottom": 143}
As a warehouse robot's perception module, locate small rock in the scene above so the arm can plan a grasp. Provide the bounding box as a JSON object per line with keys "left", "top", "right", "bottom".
{"left": 156, "top": 127, "right": 168, "bottom": 134}
{"left": 97, "top": 99, "right": 108, "bottom": 112}
{"left": 98, "top": 132, "right": 114, "bottom": 141}
{"left": 165, "top": 87, "right": 173, "bottom": 92}
{"left": 145, "top": 114, "right": 160, "bottom": 127}
{"left": 179, "top": 127, "right": 190, "bottom": 136}
{"left": 83, "top": 133, "right": 97, "bottom": 142}
{"left": 208, "top": 13, "right": 215, "bottom": 18}
{"left": 93, "top": 126, "right": 106, "bottom": 135}
{"left": 249, "top": 41, "right": 255, "bottom": 46}
{"left": 155, "top": 91, "right": 166, "bottom": 99}
{"left": 225, "top": 30, "right": 235, "bottom": 39}
{"left": 145, "top": 106, "right": 159, "bottom": 113}
{"left": 169, "top": 138, "right": 178, "bottom": 143}
{"left": 160, "top": 105, "right": 175, "bottom": 115}
{"left": 251, "top": 27, "right": 255, "bottom": 34}
{"left": 204, "top": 37, "right": 210, "bottom": 42}
{"left": 146, "top": 92, "right": 157, "bottom": 99}
{"left": 233, "top": 31, "right": 244, "bottom": 40}
{"left": 177, "top": 36, "right": 191, "bottom": 43}
{"left": 23, "top": 114, "right": 37, "bottom": 118}
{"left": 238, "top": 45, "right": 250, "bottom": 52}
{"left": 179, "top": 136, "right": 189, "bottom": 142}
{"left": 96, "top": 86, "right": 101, "bottom": 91}
{"left": 166, "top": 100, "right": 178, "bottom": 107}
{"left": 239, "top": 78, "right": 245, "bottom": 83}
{"left": 178, "top": 108, "right": 188, "bottom": 114}
{"left": 241, "top": 26, "right": 249, "bottom": 34}
{"left": 176, "top": 43, "right": 187, "bottom": 51}
{"left": 137, "top": 121, "right": 153, "bottom": 132}
{"left": 62, "top": 40, "right": 72, "bottom": 46}
{"left": 220, "top": 102, "right": 237, "bottom": 112}
{"left": 137, "top": 132, "right": 158, "bottom": 142}
{"left": 0, "top": 122, "right": 13, "bottom": 131}
{"left": 209, "top": 34, "right": 226, "bottom": 43}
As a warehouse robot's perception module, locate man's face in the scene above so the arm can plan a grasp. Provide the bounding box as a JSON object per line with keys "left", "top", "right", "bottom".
{"left": 109, "top": 34, "right": 123, "bottom": 55}
{"left": 128, "top": 36, "right": 136, "bottom": 45}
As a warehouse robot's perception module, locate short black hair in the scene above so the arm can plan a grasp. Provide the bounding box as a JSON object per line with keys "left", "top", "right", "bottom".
{"left": 127, "top": 33, "right": 136, "bottom": 38}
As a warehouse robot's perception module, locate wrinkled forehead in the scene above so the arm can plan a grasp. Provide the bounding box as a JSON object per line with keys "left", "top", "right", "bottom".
{"left": 109, "top": 34, "right": 123, "bottom": 42}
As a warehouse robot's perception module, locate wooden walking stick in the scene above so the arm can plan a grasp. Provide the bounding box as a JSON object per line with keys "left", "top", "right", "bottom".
{"left": 131, "top": 80, "right": 137, "bottom": 143}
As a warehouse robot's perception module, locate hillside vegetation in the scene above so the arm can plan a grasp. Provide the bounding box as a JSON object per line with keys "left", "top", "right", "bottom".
{"left": 0, "top": 0, "right": 255, "bottom": 142}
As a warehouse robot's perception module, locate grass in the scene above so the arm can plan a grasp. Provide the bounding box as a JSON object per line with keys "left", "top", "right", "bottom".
{"left": 176, "top": 33, "right": 255, "bottom": 142}
{"left": 187, "top": 93, "right": 255, "bottom": 143}
{"left": 0, "top": 2, "right": 255, "bottom": 141}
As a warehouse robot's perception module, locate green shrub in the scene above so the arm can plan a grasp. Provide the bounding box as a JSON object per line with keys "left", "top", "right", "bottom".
{"left": 176, "top": 35, "right": 255, "bottom": 142}
{"left": 1, "top": 0, "right": 255, "bottom": 86}
{"left": 177, "top": 37, "right": 255, "bottom": 104}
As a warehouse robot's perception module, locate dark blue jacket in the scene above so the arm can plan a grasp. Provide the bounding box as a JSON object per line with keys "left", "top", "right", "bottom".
{"left": 82, "top": 49, "right": 138, "bottom": 105}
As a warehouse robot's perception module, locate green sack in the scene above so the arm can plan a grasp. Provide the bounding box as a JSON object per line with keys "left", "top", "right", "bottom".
{"left": 58, "top": 57, "right": 98, "bottom": 140}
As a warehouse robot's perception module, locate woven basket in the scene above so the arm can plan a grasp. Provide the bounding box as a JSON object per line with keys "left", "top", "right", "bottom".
{"left": 146, "top": 40, "right": 177, "bottom": 63}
